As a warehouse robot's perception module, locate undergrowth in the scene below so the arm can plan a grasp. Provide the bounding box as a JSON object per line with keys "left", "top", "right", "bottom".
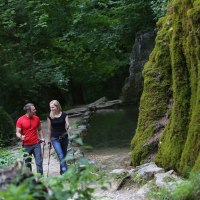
{"left": 0, "top": 148, "right": 17, "bottom": 169}
{"left": 148, "top": 172, "right": 200, "bottom": 200}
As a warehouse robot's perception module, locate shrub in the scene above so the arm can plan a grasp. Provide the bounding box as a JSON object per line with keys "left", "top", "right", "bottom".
{"left": 0, "top": 148, "right": 17, "bottom": 169}
{"left": 147, "top": 173, "right": 200, "bottom": 200}
{"left": 147, "top": 183, "right": 172, "bottom": 200}
{"left": 0, "top": 161, "right": 106, "bottom": 200}
{"left": 0, "top": 107, "right": 15, "bottom": 147}
{"left": 172, "top": 173, "right": 200, "bottom": 200}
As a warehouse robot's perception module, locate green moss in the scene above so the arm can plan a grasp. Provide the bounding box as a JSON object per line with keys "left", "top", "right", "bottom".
{"left": 180, "top": 64, "right": 200, "bottom": 174}
{"left": 131, "top": 0, "right": 200, "bottom": 175}
{"left": 131, "top": 16, "right": 172, "bottom": 166}
{"left": 187, "top": 2, "right": 200, "bottom": 23}
{"left": 192, "top": 154, "right": 200, "bottom": 173}
{"left": 156, "top": 12, "right": 190, "bottom": 170}
{"left": 178, "top": 1, "right": 200, "bottom": 175}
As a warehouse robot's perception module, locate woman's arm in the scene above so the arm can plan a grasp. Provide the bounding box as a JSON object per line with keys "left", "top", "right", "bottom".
{"left": 65, "top": 115, "right": 71, "bottom": 131}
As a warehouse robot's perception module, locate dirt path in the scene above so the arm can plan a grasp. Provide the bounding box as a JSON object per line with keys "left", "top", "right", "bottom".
{"left": 37, "top": 120, "right": 132, "bottom": 177}
{"left": 30, "top": 120, "right": 146, "bottom": 199}
{"left": 36, "top": 121, "right": 60, "bottom": 176}
{"left": 85, "top": 149, "right": 146, "bottom": 200}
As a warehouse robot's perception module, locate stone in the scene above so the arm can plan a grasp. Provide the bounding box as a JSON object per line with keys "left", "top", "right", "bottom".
{"left": 155, "top": 170, "right": 183, "bottom": 188}
{"left": 136, "top": 181, "right": 152, "bottom": 198}
{"left": 110, "top": 169, "right": 128, "bottom": 176}
{"left": 136, "top": 162, "right": 165, "bottom": 180}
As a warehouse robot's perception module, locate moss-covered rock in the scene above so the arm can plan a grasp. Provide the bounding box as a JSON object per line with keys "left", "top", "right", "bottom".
{"left": 131, "top": 0, "right": 200, "bottom": 175}
{"left": 192, "top": 154, "right": 200, "bottom": 173}
{"left": 131, "top": 16, "right": 172, "bottom": 166}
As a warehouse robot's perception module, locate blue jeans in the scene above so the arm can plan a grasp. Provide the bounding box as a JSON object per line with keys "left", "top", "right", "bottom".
{"left": 23, "top": 143, "right": 43, "bottom": 175}
{"left": 51, "top": 137, "right": 68, "bottom": 174}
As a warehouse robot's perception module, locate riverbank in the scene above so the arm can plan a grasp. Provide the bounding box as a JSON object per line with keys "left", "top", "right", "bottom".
{"left": 7, "top": 99, "right": 186, "bottom": 199}
{"left": 7, "top": 116, "right": 188, "bottom": 200}
{"left": 85, "top": 147, "right": 147, "bottom": 200}
{"left": 38, "top": 118, "right": 147, "bottom": 200}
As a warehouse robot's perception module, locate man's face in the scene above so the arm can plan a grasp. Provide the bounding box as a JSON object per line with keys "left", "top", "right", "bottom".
{"left": 28, "top": 106, "right": 36, "bottom": 116}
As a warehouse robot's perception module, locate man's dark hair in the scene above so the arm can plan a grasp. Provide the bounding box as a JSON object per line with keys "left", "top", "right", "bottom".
{"left": 23, "top": 103, "right": 34, "bottom": 111}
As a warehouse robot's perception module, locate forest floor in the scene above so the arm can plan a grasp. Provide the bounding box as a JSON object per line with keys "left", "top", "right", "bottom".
{"left": 85, "top": 148, "right": 147, "bottom": 200}
{"left": 13, "top": 119, "right": 147, "bottom": 200}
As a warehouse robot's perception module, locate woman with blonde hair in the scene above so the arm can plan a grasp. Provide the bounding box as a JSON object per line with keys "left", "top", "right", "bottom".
{"left": 47, "top": 100, "right": 71, "bottom": 174}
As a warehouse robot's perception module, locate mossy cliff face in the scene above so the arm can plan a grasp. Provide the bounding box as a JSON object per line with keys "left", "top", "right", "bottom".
{"left": 131, "top": 0, "right": 200, "bottom": 175}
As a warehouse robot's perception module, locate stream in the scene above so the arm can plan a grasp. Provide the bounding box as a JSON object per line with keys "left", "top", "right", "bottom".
{"left": 84, "top": 105, "right": 139, "bottom": 148}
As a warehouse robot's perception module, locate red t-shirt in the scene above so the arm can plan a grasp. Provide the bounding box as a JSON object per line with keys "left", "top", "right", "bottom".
{"left": 16, "top": 114, "right": 41, "bottom": 145}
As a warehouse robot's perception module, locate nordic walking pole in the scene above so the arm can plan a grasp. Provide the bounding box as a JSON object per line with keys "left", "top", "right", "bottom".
{"left": 42, "top": 142, "right": 45, "bottom": 159}
{"left": 39, "top": 139, "right": 45, "bottom": 160}
{"left": 47, "top": 142, "right": 52, "bottom": 177}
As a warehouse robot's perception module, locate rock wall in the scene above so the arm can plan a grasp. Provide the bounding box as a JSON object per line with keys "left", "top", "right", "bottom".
{"left": 131, "top": 0, "right": 200, "bottom": 176}
{"left": 121, "top": 30, "right": 156, "bottom": 103}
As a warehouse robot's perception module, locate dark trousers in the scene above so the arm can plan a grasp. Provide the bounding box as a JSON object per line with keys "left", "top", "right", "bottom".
{"left": 23, "top": 143, "right": 43, "bottom": 175}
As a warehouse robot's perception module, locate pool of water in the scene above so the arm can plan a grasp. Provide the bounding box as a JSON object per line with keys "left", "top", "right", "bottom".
{"left": 84, "top": 105, "right": 139, "bottom": 148}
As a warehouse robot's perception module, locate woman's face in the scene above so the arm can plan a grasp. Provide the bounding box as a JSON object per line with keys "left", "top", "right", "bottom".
{"left": 50, "top": 103, "right": 58, "bottom": 112}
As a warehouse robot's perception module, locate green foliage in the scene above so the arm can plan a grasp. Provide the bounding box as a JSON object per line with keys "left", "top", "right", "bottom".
{"left": 150, "top": 0, "right": 168, "bottom": 19}
{"left": 0, "top": 0, "right": 71, "bottom": 114}
{"left": 0, "top": 129, "right": 106, "bottom": 199}
{"left": 147, "top": 183, "right": 172, "bottom": 200}
{"left": 0, "top": 183, "right": 35, "bottom": 200}
{"left": 0, "top": 148, "right": 17, "bottom": 169}
{"left": 0, "top": 0, "right": 156, "bottom": 114}
{"left": 60, "top": 0, "right": 156, "bottom": 102}
{"left": 48, "top": 164, "right": 105, "bottom": 200}
{"left": 131, "top": 173, "right": 148, "bottom": 186}
{"left": 0, "top": 162, "right": 106, "bottom": 200}
{"left": 0, "top": 176, "right": 48, "bottom": 200}
{"left": 148, "top": 173, "right": 200, "bottom": 200}
{"left": 0, "top": 107, "right": 15, "bottom": 147}
{"left": 172, "top": 173, "right": 200, "bottom": 200}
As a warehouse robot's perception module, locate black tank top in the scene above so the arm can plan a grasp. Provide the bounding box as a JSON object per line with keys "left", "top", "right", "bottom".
{"left": 48, "top": 112, "right": 68, "bottom": 138}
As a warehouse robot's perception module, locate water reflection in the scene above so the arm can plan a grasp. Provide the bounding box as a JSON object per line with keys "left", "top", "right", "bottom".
{"left": 84, "top": 105, "right": 139, "bottom": 148}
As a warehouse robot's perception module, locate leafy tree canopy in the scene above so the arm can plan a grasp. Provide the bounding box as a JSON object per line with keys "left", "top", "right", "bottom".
{"left": 0, "top": 0, "right": 161, "bottom": 115}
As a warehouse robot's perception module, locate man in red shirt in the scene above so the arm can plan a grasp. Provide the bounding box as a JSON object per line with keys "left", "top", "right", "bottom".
{"left": 16, "top": 103, "right": 45, "bottom": 175}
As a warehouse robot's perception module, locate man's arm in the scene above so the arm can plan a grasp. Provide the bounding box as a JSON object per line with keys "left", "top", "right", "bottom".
{"left": 38, "top": 125, "right": 44, "bottom": 140}
{"left": 16, "top": 127, "right": 25, "bottom": 140}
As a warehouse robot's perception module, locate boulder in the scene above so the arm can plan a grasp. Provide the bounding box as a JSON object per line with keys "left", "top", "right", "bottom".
{"left": 136, "top": 162, "right": 164, "bottom": 180}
